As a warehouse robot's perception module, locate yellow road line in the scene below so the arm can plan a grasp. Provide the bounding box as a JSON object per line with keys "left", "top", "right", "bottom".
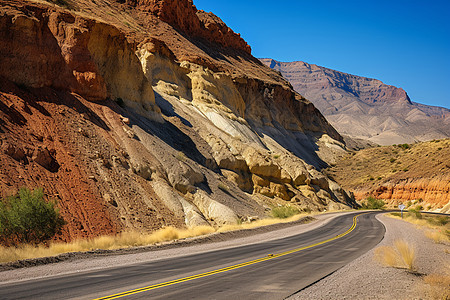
{"left": 94, "top": 213, "right": 363, "bottom": 300}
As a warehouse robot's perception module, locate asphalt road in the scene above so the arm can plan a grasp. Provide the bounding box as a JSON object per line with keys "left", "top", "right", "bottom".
{"left": 0, "top": 211, "right": 385, "bottom": 300}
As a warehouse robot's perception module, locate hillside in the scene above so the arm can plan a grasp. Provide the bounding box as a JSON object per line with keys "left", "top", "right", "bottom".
{"left": 261, "top": 59, "right": 450, "bottom": 146}
{"left": 325, "top": 139, "right": 450, "bottom": 212}
{"left": 0, "top": 0, "right": 355, "bottom": 243}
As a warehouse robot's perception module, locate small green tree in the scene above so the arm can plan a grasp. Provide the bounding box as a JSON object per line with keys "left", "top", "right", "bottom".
{"left": 361, "top": 196, "right": 385, "bottom": 209}
{"left": 0, "top": 188, "right": 65, "bottom": 245}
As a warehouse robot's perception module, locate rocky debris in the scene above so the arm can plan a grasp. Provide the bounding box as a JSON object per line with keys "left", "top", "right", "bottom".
{"left": 131, "top": 163, "right": 153, "bottom": 180}
{"left": 167, "top": 161, "right": 204, "bottom": 193}
{"left": 32, "top": 147, "right": 59, "bottom": 172}
{"left": 2, "top": 142, "right": 28, "bottom": 163}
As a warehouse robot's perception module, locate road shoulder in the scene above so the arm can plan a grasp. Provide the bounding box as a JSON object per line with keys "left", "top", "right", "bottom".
{"left": 289, "top": 213, "right": 449, "bottom": 300}
{"left": 0, "top": 211, "right": 356, "bottom": 284}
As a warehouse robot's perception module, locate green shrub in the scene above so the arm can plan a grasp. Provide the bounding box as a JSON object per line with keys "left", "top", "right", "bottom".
{"left": 390, "top": 158, "right": 396, "bottom": 163}
{"left": 0, "top": 188, "right": 65, "bottom": 245}
{"left": 361, "top": 196, "right": 385, "bottom": 209}
{"left": 271, "top": 206, "right": 299, "bottom": 219}
{"left": 399, "top": 144, "right": 410, "bottom": 150}
{"left": 408, "top": 209, "right": 422, "bottom": 219}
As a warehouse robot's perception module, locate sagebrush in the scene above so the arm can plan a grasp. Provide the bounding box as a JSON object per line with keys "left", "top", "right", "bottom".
{"left": 0, "top": 188, "right": 65, "bottom": 245}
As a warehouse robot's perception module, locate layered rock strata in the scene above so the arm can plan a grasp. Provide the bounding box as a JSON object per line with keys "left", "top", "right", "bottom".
{"left": 0, "top": 0, "right": 355, "bottom": 242}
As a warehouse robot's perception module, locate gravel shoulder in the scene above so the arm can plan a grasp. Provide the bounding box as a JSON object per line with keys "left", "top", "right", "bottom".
{"left": 289, "top": 213, "right": 450, "bottom": 300}
{"left": 0, "top": 211, "right": 356, "bottom": 284}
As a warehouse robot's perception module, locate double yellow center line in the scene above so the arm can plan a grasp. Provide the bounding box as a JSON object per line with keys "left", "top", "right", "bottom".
{"left": 94, "top": 213, "right": 362, "bottom": 300}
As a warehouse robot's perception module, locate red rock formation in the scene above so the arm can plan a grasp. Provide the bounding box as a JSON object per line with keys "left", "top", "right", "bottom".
{"left": 124, "top": 0, "right": 251, "bottom": 54}
{"left": 354, "top": 177, "right": 450, "bottom": 209}
{"left": 0, "top": 3, "right": 154, "bottom": 105}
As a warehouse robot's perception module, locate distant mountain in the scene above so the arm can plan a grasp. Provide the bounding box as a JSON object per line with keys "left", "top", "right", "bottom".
{"left": 261, "top": 58, "right": 450, "bottom": 145}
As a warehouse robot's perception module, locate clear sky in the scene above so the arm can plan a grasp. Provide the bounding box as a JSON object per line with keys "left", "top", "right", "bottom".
{"left": 194, "top": 0, "right": 450, "bottom": 109}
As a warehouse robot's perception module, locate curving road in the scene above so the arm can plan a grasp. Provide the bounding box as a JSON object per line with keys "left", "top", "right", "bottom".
{"left": 0, "top": 211, "right": 385, "bottom": 300}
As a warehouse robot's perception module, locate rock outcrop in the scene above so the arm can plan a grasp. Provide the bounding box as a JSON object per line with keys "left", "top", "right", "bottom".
{"left": 326, "top": 139, "right": 450, "bottom": 212}
{"left": 125, "top": 0, "right": 251, "bottom": 54}
{"left": 261, "top": 58, "right": 450, "bottom": 145}
{"left": 0, "top": 0, "right": 355, "bottom": 243}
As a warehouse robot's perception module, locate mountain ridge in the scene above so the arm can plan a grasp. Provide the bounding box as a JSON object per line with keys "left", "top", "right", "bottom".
{"left": 261, "top": 58, "right": 450, "bottom": 145}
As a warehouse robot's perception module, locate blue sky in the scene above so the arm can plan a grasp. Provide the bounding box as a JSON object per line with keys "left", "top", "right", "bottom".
{"left": 194, "top": 0, "right": 450, "bottom": 109}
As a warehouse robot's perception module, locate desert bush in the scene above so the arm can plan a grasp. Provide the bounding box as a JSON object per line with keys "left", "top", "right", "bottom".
{"left": 175, "top": 151, "right": 187, "bottom": 161}
{"left": 398, "top": 143, "right": 410, "bottom": 150}
{"left": 271, "top": 206, "right": 299, "bottom": 219}
{"left": 361, "top": 196, "right": 385, "bottom": 209}
{"left": 218, "top": 183, "right": 231, "bottom": 195}
{"left": 374, "top": 239, "right": 416, "bottom": 270}
{"left": 408, "top": 209, "right": 422, "bottom": 219}
{"left": 0, "top": 188, "right": 65, "bottom": 245}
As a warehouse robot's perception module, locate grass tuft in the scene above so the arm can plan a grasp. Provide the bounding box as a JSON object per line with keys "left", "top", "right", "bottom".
{"left": 394, "top": 239, "right": 415, "bottom": 270}
{"left": 374, "top": 239, "right": 416, "bottom": 270}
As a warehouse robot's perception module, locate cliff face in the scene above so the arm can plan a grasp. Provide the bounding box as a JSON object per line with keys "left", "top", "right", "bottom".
{"left": 326, "top": 139, "right": 450, "bottom": 212}
{"left": 124, "top": 0, "right": 251, "bottom": 54}
{"left": 261, "top": 59, "right": 450, "bottom": 145}
{"left": 0, "top": 0, "right": 354, "bottom": 243}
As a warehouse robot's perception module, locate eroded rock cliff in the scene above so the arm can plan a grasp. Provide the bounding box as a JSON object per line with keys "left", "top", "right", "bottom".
{"left": 0, "top": 0, "right": 355, "bottom": 242}
{"left": 326, "top": 139, "right": 450, "bottom": 212}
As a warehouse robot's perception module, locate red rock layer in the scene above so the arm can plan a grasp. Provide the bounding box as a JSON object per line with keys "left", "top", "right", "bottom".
{"left": 124, "top": 0, "right": 251, "bottom": 54}
{"left": 353, "top": 177, "right": 450, "bottom": 209}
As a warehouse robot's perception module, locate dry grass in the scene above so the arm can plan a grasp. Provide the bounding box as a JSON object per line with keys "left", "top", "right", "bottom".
{"left": 423, "top": 273, "right": 450, "bottom": 299}
{"left": 0, "top": 210, "right": 335, "bottom": 263}
{"left": 394, "top": 239, "right": 416, "bottom": 270}
{"left": 374, "top": 239, "right": 416, "bottom": 270}
{"left": 374, "top": 245, "right": 398, "bottom": 267}
{"left": 0, "top": 226, "right": 215, "bottom": 263}
{"left": 425, "top": 230, "right": 449, "bottom": 244}
{"left": 389, "top": 213, "right": 450, "bottom": 244}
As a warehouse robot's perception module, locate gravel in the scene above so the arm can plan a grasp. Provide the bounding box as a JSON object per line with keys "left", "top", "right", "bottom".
{"left": 289, "top": 214, "right": 450, "bottom": 300}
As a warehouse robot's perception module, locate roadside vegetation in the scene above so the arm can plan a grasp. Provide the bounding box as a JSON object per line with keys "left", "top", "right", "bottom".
{"left": 374, "top": 239, "right": 416, "bottom": 271}
{"left": 0, "top": 200, "right": 332, "bottom": 263}
{"left": 0, "top": 188, "right": 65, "bottom": 246}
{"left": 389, "top": 211, "right": 449, "bottom": 244}
{"left": 271, "top": 205, "right": 300, "bottom": 218}
{"left": 360, "top": 196, "right": 385, "bottom": 209}
{"left": 383, "top": 212, "right": 450, "bottom": 298}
